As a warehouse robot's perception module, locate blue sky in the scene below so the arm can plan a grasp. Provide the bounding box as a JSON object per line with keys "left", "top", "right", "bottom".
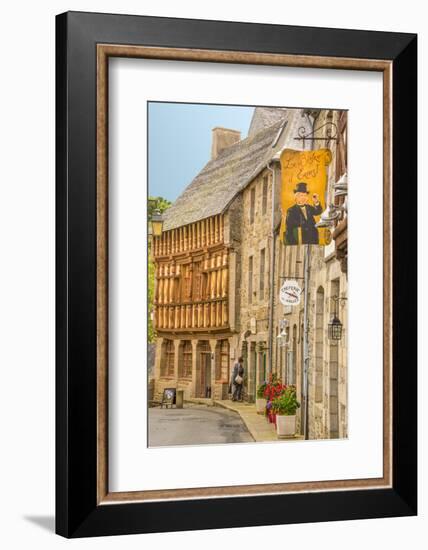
{"left": 148, "top": 102, "right": 254, "bottom": 202}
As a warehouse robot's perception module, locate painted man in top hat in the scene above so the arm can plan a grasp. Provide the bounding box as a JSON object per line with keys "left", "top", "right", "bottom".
{"left": 284, "top": 182, "right": 323, "bottom": 245}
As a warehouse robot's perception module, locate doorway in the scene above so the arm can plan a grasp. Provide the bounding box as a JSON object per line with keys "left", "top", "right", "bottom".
{"left": 257, "top": 349, "right": 266, "bottom": 385}
{"left": 249, "top": 342, "right": 257, "bottom": 400}
{"left": 197, "top": 341, "right": 212, "bottom": 398}
{"left": 203, "top": 353, "right": 212, "bottom": 398}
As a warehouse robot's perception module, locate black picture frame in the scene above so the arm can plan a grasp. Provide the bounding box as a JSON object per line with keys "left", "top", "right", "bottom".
{"left": 56, "top": 11, "right": 417, "bottom": 538}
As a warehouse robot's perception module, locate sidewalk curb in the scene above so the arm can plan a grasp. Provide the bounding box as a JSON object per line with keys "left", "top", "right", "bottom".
{"left": 185, "top": 398, "right": 303, "bottom": 443}
{"left": 185, "top": 398, "right": 215, "bottom": 407}
{"left": 213, "top": 401, "right": 256, "bottom": 441}
{"left": 213, "top": 400, "right": 277, "bottom": 442}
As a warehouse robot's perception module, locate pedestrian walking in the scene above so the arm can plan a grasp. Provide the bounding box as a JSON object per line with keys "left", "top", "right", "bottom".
{"left": 230, "top": 357, "right": 244, "bottom": 402}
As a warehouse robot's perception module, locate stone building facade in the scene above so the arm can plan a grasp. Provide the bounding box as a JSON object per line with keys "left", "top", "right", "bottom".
{"left": 151, "top": 106, "right": 348, "bottom": 440}
{"left": 238, "top": 168, "right": 273, "bottom": 401}
{"left": 269, "top": 108, "right": 348, "bottom": 439}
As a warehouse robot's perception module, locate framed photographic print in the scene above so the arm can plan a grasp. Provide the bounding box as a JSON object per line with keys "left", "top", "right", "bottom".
{"left": 56, "top": 11, "right": 417, "bottom": 538}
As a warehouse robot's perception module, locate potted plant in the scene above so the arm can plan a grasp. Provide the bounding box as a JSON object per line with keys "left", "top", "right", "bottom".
{"left": 262, "top": 374, "right": 286, "bottom": 420}
{"left": 271, "top": 385, "right": 300, "bottom": 437}
{"left": 256, "top": 383, "right": 267, "bottom": 414}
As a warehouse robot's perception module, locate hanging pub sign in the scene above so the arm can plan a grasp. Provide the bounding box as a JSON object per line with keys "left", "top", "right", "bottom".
{"left": 279, "top": 148, "right": 332, "bottom": 245}
{"left": 279, "top": 279, "right": 302, "bottom": 306}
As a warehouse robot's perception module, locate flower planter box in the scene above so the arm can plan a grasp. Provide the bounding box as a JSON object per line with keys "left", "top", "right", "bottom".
{"left": 276, "top": 414, "right": 296, "bottom": 437}
{"left": 256, "top": 398, "right": 267, "bottom": 414}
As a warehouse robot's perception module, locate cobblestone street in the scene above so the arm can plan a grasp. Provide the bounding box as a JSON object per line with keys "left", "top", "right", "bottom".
{"left": 148, "top": 404, "right": 253, "bottom": 447}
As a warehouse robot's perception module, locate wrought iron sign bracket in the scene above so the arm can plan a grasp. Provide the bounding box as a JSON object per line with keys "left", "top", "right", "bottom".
{"left": 294, "top": 121, "right": 338, "bottom": 148}
{"left": 279, "top": 275, "right": 305, "bottom": 281}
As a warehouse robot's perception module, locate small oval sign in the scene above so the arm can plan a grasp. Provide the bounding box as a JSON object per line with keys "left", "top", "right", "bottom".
{"left": 279, "top": 279, "right": 302, "bottom": 306}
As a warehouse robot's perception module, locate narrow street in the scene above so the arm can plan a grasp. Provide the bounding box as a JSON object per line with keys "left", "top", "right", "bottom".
{"left": 148, "top": 404, "right": 253, "bottom": 447}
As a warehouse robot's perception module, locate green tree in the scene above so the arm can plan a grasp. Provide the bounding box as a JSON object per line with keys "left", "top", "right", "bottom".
{"left": 148, "top": 196, "right": 172, "bottom": 219}
{"left": 148, "top": 196, "right": 171, "bottom": 343}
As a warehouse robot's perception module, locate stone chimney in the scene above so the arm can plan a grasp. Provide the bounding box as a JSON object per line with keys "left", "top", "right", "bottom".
{"left": 211, "top": 127, "right": 241, "bottom": 160}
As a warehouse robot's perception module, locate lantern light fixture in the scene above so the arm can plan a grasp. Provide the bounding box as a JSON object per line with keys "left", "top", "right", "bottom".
{"left": 333, "top": 172, "right": 348, "bottom": 192}
{"left": 328, "top": 295, "right": 347, "bottom": 341}
{"left": 315, "top": 204, "right": 341, "bottom": 228}
{"left": 277, "top": 318, "right": 290, "bottom": 347}
{"left": 328, "top": 314, "right": 343, "bottom": 340}
{"left": 151, "top": 209, "right": 164, "bottom": 237}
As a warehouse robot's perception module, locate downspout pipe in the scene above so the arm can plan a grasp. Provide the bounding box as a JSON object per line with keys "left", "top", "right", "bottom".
{"left": 266, "top": 161, "right": 276, "bottom": 377}
{"left": 265, "top": 119, "right": 288, "bottom": 378}
{"left": 303, "top": 244, "right": 311, "bottom": 439}
{"left": 303, "top": 111, "right": 315, "bottom": 439}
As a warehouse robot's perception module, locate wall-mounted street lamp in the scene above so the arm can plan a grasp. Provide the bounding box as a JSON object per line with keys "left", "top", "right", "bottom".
{"left": 328, "top": 314, "right": 343, "bottom": 340}
{"left": 316, "top": 204, "right": 341, "bottom": 228}
{"left": 333, "top": 172, "right": 348, "bottom": 198}
{"left": 316, "top": 173, "right": 348, "bottom": 230}
{"left": 151, "top": 209, "right": 164, "bottom": 237}
{"left": 277, "top": 318, "right": 290, "bottom": 348}
{"left": 328, "top": 296, "right": 347, "bottom": 341}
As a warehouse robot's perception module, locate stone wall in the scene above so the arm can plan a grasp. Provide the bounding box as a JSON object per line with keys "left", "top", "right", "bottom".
{"left": 238, "top": 169, "right": 274, "bottom": 400}
{"left": 271, "top": 109, "right": 348, "bottom": 440}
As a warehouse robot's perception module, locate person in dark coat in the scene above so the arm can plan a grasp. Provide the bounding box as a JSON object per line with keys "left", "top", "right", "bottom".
{"left": 284, "top": 182, "right": 323, "bottom": 245}
{"left": 230, "top": 357, "right": 244, "bottom": 402}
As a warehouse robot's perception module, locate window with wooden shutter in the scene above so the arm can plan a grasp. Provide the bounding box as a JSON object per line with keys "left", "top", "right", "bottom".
{"left": 201, "top": 271, "right": 208, "bottom": 300}
{"left": 248, "top": 256, "right": 253, "bottom": 304}
{"left": 162, "top": 339, "right": 175, "bottom": 377}
{"left": 250, "top": 187, "right": 256, "bottom": 224}
{"left": 259, "top": 248, "right": 265, "bottom": 300}
{"left": 180, "top": 264, "right": 192, "bottom": 303}
{"left": 192, "top": 261, "right": 202, "bottom": 301}
{"left": 262, "top": 176, "right": 268, "bottom": 215}
{"left": 215, "top": 340, "right": 230, "bottom": 381}
{"left": 335, "top": 112, "right": 347, "bottom": 182}
{"left": 180, "top": 340, "right": 192, "bottom": 379}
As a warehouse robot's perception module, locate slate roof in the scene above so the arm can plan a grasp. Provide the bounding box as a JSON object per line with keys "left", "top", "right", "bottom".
{"left": 162, "top": 109, "right": 288, "bottom": 231}
{"left": 248, "top": 107, "right": 289, "bottom": 137}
